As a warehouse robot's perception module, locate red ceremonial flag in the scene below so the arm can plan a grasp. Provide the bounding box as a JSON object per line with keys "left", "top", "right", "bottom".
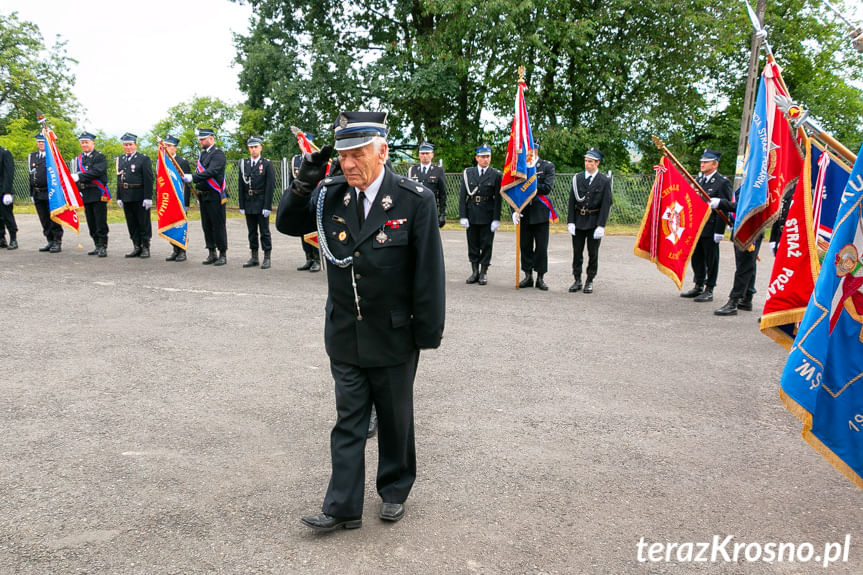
{"left": 634, "top": 157, "right": 712, "bottom": 289}
{"left": 294, "top": 127, "right": 322, "bottom": 245}
{"left": 44, "top": 127, "right": 83, "bottom": 232}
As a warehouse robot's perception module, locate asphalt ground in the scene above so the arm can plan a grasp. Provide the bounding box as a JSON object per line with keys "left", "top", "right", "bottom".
{"left": 0, "top": 214, "right": 859, "bottom": 574}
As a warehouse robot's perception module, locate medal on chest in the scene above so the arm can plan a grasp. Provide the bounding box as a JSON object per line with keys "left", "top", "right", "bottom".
{"left": 343, "top": 192, "right": 351, "bottom": 207}
{"left": 131, "top": 164, "right": 135, "bottom": 173}
{"left": 381, "top": 194, "right": 393, "bottom": 211}
{"left": 376, "top": 229, "right": 388, "bottom": 244}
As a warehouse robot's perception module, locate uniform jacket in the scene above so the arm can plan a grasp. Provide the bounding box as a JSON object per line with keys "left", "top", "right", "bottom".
{"left": 173, "top": 155, "right": 192, "bottom": 208}
{"left": 278, "top": 168, "right": 446, "bottom": 368}
{"left": 458, "top": 166, "right": 502, "bottom": 225}
{"left": 75, "top": 150, "right": 109, "bottom": 205}
{"left": 192, "top": 146, "right": 227, "bottom": 203}
{"left": 696, "top": 171, "right": 733, "bottom": 237}
{"left": 408, "top": 163, "right": 447, "bottom": 222}
{"left": 238, "top": 156, "right": 275, "bottom": 214}
{"left": 517, "top": 158, "right": 556, "bottom": 225}
{"left": 567, "top": 171, "right": 612, "bottom": 230}
{"left": 0, "top": 147, "right": 13, "bottom": 198}
{"left": 116, "top": 152, "right": 154, "bottom": 203}
{"left": 28, "top": 150, "right": 48, "bottom": 200}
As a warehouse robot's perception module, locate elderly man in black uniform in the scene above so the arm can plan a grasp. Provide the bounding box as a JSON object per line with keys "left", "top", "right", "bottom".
{"left": 71, "top": 132, "right": 109, "bottom": 257}
{"left": 679, "top": 148, "right": 733, "bottom": 303}
{"left": 458, "top": 145, "right": 502, "bottom": 285}
{"left": 289, "top": 134, "right": 322, "bottom": 272}
{"left": 0, "top": 143, "right": 16, "bottom": 250}
{"left": 116, "top": 133, "right": 154, "bottom": 259}
{"left": 567, "top": 147, "right": 612, "bottom": 294}
{"left": 183, "top": 128, "right": 228, "bottom": 266}
{"left": 238, "top": 135, "right": 275, "bottom": 269}
{"left": 408, "top": 142, "right": 447, "bottom": 228}
{"left": 163, "top": 135, "right": 191, "bottom": 262}
{"left": 513, "top": 148, "right": 556, "bottom": 290}
{"left": 277, "top": 111, "right": 445, "bottom": 532}
{"left": 30, "top": 133, "right": 63, "bottom": 253}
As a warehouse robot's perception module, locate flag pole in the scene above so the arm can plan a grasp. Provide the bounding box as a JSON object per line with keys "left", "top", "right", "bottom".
{"left": 651, "top": 136, "right": 734, "bottom": 228}
{"left": 514, "top": 66, "right": 526, "bottom": 290}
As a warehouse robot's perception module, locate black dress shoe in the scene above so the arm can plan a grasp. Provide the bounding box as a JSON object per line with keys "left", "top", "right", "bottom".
{"left": 680, "top": 285, "right": 704, "bottom": 298}
{"left": 300, "top": 513, "right": 362, "bottom": 532}
{"left": 7, "top": 239, "right": 18, "bottom": 250}
{"left": 693, "top": 289, "right": 713, "bottom": 303}
{"left": 379, "top": 502, "right": 405, "bottom": 522}
{"left": 535, "top": 275, "right": 548, "bottom": 291}
{"left": 568, "top": 280, "right": 582, "bottom": 293}
{"left": 166, "top": 248, "right": 179, "bottom": 261}
{"left": 139, "top": 245, "right": 150, "bottom": 258}
{"left": 214, "top": 252, "right": 227, "bottom": 266}
{"left": 583, "top": 280, "right": 594, "bottom": 294}
{"left": 97, "top": 246, "right": 107, "bottom": 257}
{"left": 309, "top": 260, "right": 321, "bottom": 272}
{"left": 39, "top": 243, "right": 53, "bottom": 252}
{"left": 736, "top": 299, "right": 753, "bottom": 311}
{"left": 714, "top": 298, "right": 739, "bottom": 316}
{"left": 125, "top": 246, "right": 142, "bottom": 258}
{"left": 202, "top": 250, "right": 217, "bottom": 265}
{"left": 519, "top": 274, "right": 533, "bottom": 288}
{"left": 88, "top": 247, "right": 99, "bottom": 255}
{"left": 297, "top": 259, "right": 313, "bottom": 271}
{"left": 174, "top": 250, "right": 186, "bottom": 262}
{"left": 50, "top": 243, "right": 62, "bottom": 253}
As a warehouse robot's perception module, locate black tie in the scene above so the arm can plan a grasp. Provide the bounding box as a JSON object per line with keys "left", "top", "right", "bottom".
{"left": 356, "top": 190, "right": 366, "bottom": 226}
{"left": 480, "top": 168, "right": 485, "bottom": 178}
{"left": 587, "top": 175, "right": 593, "bottom": 186}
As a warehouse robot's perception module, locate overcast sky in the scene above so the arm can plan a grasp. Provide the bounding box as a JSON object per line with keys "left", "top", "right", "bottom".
{"left": 9, "top": 0, "right": 253, "bottom": 137}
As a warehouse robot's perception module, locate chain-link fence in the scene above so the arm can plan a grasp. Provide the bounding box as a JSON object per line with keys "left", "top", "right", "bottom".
{"left": 8, "top": 160, "right": 654, "bottom": 225}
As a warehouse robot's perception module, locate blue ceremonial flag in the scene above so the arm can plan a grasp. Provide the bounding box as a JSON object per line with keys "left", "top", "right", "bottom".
{"left": 500, "top": 80, "right": 538, "bottom": 212}
{"left": 780, "top": 143, "right": 863, "bottom": 489}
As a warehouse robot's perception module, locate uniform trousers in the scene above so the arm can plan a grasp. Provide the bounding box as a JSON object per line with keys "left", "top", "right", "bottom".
{"left": 729, "top": 236, "right": 762, "bottom": 300}
{"left": 0, "top": 201, "right": 17, "bottom": 239}
{"left": 323, "top": 351, "right": 419, "bottom": 518}
{"left": 34, "top": 199, "right": 63, "bottom": 242}
{"left": 244, "top": 214, "right": 272, "bottom": 251}
{"left": 302, "top": 238, "right": 319, "bottom": 260}
{"left": 84, "top": 201, "right": 109, "bottom": 247}
{"left": 123, "top": 201, "right": 152, "bottom": 245}
{"left": 466, "top": 224, "right": 495, "bottom": 266}
{"left": 571, "top": 228, "right": 601, "bottom": 279}
{"left": 691, "top": 235, "right": 720, "bottom": 289}
{"left": 520, "top": 221, "right": 549, "bottom": 274}
{"left": 200, "top": 199, "right": 227, "bottom": 252}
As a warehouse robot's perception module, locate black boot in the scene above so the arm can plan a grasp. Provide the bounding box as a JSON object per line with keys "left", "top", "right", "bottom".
{"left": 243, "top": 249, "right": 259, "bottom": 268}
{"left": 175, "top": 248, "right": 186, "bottom": 262}
{"left": 97, "top": 244, "right": 107, "bottom": 258}
{"left": 125, "top": 243, "right": 142, "bottom": 258}
{"left": 50, "top": 242, "right": 62, "bottom": 254}
{"left": 478, "top": 264, "right": 489, "bottom": 286}
{"left": 466, "top": 262, "right": 479, "bottom": 284}
{"left": 261, "top": 250, "right": 271, "bottom": 270}
{"left": 680, "top": 285, "right": 704, "bottom": 298}
{"left": 202, "top": 249, "right": 217, "bottom": 265}
{"left": 39, "top": 242, "right": 53, "bottom": 252}
{"left": 87, "top": 245, "right": 99, "bottom": 255}
{"left": 214, "top": 250, "right": 227, "bottom": 266}
{"left": 0, "top": 237, "right": 7, "bottom": 248}
{"left": 139, "top": 241, "right": 150, "bottom": 259}
{"left": 166, "top": 246, "right": 179, "bottom": 261}
{"left": 297, "top": 259, "right": 313, "bottom": 271}
{"left": 737, "top": 295, "right": 753, "bottom": 311}
{"left": 583, "top": 278, "right": 594, "bottom": 294}
{"left": 714, "top": 297, "right": 740, "bottom": 316}
{"left": 519, "top": 272, "right": 534, "bottom": 288}
{"left": 309, "top": 259, "right": 321, "bottom": 272}
{"left": 694, "top": 288, "right": 714, "bottom": 303}
{"left": 535, "top": 274, "right": 548, "bottom": 291}
{"left": 7, "top": 239, "right": 18, "bottom": 250}
{"left": 569, "top": 276, "right": 582, "bottom": 292}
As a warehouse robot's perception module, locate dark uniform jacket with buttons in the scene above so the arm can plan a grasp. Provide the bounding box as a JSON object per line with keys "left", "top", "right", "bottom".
{"left": 458, "top": 166, "right": 502, "bottom": 225}
{"left": 696, "top": 171, "right": 733, "bottom": 237}
{"left": 29, "top": 151, "right": 49, "bottom": 200}
{"left": 408, "top": 163, "right": 447, "bottom": 223}
{"left": 173, "top": 155, "right": 192, "bottom": 207}
{"left": 567, "top": 171, "right": 612, "bottom": 230}
{"left": 192, "top": 147, "right": 227, "bottom": 203}
{"left": 519, "top": 158, "right": 556, "bottom": 225}
{"left": 75, "top": 151, "right": 109, "bottom": 205}
{"left": 0, "top": 147, "right": 12, "bottom": 198}
{"left": 277, "top": 168, "right": 446, "bottom": 368}
{"left": 116, "top": 153, "right": 154, "bottom": 203}
{"left": 238, "top": 157, "right": 275, "bottom": 215}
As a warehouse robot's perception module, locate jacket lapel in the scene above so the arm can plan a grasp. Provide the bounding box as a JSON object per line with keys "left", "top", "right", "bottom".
{"left": 356, "top": 170, "right": 396, "bottom": 245}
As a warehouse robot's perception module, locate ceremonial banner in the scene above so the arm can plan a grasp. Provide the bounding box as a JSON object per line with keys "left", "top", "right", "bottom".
{"left": 44, "top": 127, "right": 83, "bottom": 232}
{"left": 500, "top": 79, "right": 543, "bottom": 215}
{"left": 633, "top": 157, "right": 712, "bottom": 289}
{"left": 761, "top": 138, "right": 852, "bottom": 348}
{"left": 156, "top": 145, "right": 188, "bottom": 249}
{"left": 733, "top": 61, "right": 803, "bottom": 250}
{"left": 780, "top": 143, "right": 863, "bottom": 489}
{"left": 303, "top": 231, "right": 319, "bottom": 248}
{"left": 293, "top": 127, "right": 321, "bottom": 244}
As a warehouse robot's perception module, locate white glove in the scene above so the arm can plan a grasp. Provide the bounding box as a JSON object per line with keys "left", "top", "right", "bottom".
{"left": 713, "top": 233, "right": 724, "bottom": 243}
{"left": 261, "top": 209, "right": 271, "bottom": 217}
{"left": 770, "top": 241, "right": 777, "bottom": 255}
{"left": 568, "top": 223, "right": 576, "bottom": 236}
{"left": 459, "top": 218, "right": 470, "bottom": 229}
{"left": 116, "top": 199, "right": 124, "bottom": 208}
{"left": 754, "top": 28, "right": 767, "bottom": 40}
{"left": 511, "top": 212, "right": 521, "bottom": 225}
{"left": 182, "top": 174, "right": 193, "bottom": 183}
{"left": 71, "top": 173, "right": 80, "bottom": 183}
{"left": 490, "top": 220, "right": 500, "bottom": 233}
{"left": 593, "top": 226, "right": 605, "bottom": 240}
{"left": 30, "top": 197, "right": 35, "bottom": 204}
{"left": 142, "top": 199, "right": 152, "bottom": 210}
{"left": 239, "top": 209, "right": 245, "bottom": 215}
{"left": 2, "top": 194, "right": 12, "bottom": 206}
{"left": 709, "top": 197, "right": 720, "bottom": 209}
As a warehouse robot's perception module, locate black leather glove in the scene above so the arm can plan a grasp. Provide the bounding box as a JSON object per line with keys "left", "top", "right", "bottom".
{"left": 292, "top": 145, "right": 333, "bottom": 196}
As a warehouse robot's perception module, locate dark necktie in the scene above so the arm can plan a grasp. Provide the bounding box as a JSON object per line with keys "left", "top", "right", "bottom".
{"left": 587, "top": 174, "right": 593, "bottom": 186}
{"left": 356, "top": 190, "right": 366, "bottom": 226}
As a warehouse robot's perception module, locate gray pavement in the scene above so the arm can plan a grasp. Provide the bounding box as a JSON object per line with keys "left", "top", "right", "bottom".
{"left": 0, "top": 214, "right": 859, "bottom": 574}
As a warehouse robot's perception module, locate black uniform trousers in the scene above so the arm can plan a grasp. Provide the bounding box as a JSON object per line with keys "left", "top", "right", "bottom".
{"left": 0, "top": 202, "right": 17, "bottom": 239}
{"left": 123, "top": 201, "right": 151, "bottom": 246}
{"left": 244, "top": 214, "right": 272, "bottom": 251}
{"left": 200, "top": 201, "right": 227, "bottom": 252}
{"left": 301, "top": 238, "right": 319, "bottom": 260}
{"left": 34, "top": 199, "right": 63, "bottom": 242}
{"left": 520, "top": 221, "right": 549, "bottom": 274}
{"left": 84, "top": 201, "right": 109, "bottom": 247}
{"left": 730, "top": 236, "right": 762, "bottom": 300}
{"left": 690, "top": 235, "right": 720, "bottom": 289}
{"left": 323, "top": 351, "right": 419, "bottom": 518}
{"left": 571, "top": 228, "right": 601, "bottom": 280}
{"left": 466, "top": 225, "right": 495, "bottom": 266}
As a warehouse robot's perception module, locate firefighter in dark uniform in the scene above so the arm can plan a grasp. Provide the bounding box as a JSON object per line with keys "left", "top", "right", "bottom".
{"left": 513, "top": 148, "right": 556, "bottom": 290}
{"left": 711, "top": 199, "right": 763, "bottom": 316}
{"left": 0, "top": 143, "right": 17, "bottom": 249}
{"left": 408, "top": 142, "right": 447, "bottom": 228}
{"left": 458, "top": 145, "right": 502, "bottom": 285}
{"left": 679, "top": 148, "right": 733, "bottom": 303}
{"left": 183, "top": 128, "right": 228, "bottom": 266}
{"left": 238, "top": 135, "right": 275, "bottom": 269}
{"left": 31, "top": 133, "right": 63, "bottom": 252}
{"left": 277, "top": 111, "right": 445, "bottom": 532}
{"left": 567, "top": 147, "right": 612, "bottom": 294}
{"left": 116, "top": 133, "right": 154, "bottom": 258}
{"left": 163, "top": 134, "right": 190, "bottom": 262}
{"left": 71, "top": 132, "right": 109, "bottom": 257}
{"left": 288, "top": 133, "right": 322, "bottom": 272}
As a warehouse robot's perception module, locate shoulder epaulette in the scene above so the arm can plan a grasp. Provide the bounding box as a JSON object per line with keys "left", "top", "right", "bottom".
{"left": 397, "top": 177, "right": 427, "bottom": 196}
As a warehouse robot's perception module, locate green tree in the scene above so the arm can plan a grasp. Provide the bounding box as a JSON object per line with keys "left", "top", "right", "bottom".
{"left": 0, "top": 116, "right": 79, "bottom": 160}
{"left": 146, "top": 96, "right": 241, "bottom": 161}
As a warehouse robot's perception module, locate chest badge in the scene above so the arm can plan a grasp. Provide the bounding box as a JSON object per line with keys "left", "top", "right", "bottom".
{"left": 376, "top": 229, "right": 389, "bottom": 244}
{"left": 343, "top": 192, "right": 351, "bottom": 207}
{"left": 130, "top": 164, "right": 135, "bottom": 173}
{"left": 381, "top": 194, "right": 393, "bottom": 210}
{"left": 338, "top": 230, "right": 347, "bottom": 241}
{"left": 258, "top": 164, "right": 263, "bottom": 174}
